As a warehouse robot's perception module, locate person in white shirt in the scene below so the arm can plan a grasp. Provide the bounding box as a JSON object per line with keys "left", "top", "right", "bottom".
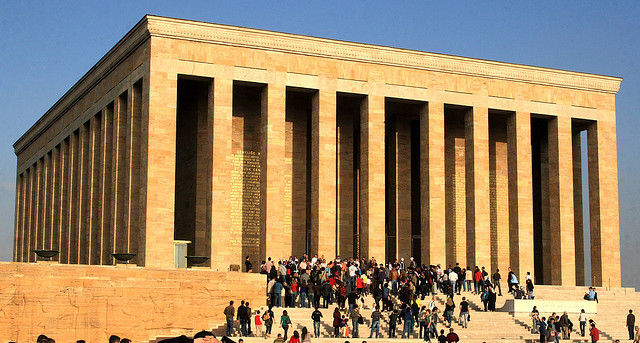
{"left": 449, "top": 270, "right": 459, "bottom": 294}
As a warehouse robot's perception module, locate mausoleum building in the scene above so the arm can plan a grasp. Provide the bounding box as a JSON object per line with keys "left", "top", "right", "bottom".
{"left": 13, "top": 15, "right": 622, "bottom": 287}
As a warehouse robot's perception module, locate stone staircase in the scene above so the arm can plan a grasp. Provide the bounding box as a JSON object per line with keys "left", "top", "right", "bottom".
{"left": 147, "top": 285, "right": 640, "bottom": 343}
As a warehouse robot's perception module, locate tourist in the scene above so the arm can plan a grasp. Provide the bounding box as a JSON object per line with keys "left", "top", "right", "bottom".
{"left": 388, "top": 309, "right": 398, "bottom": 338}
{"left": 289, "top": 330, "right": 300, "bottom": 343}
{"left": 402, "top": 303, "right": 414, "bottom": 337}
{"left": 480, "top": 288, "right": 489, "bottom": 311}
{"left": 224, "top": 301, "right": 235, "bottom": 336}
{"left": 526, "top": 279, "right": 535, "bottom": 299}
{"left": 369, "top": 305, "right": 382, "bottom": 338}
{"left": 332, "top": 307, "right": 341, "bottom": 337}
{"left": 273, "top": 333, "right": 285, "bottom": 343}
{"left": 192, "top": 331, "right": 214, "bottom": 343}
{"left": 634, "top": 325, "right": 640, "bottom": 342}
{"left": 430, "top": 308, "right": 439, "bottom": 339}
{"left": 458, "top": 297, "right": 469, "bottom": 328}
{"left": 538, "top": 316, "right": 547, "bottom": 343}
{"left": 246, "top": 302, "right": 253, "bottom": 335}
{"left": 281, "top": 310, "right": 292, "bottom": 340}
{"left": 274, "top": 280, "right": 284, "bottom": 307}
{"left": 437, "top": 329, "right": 446, "bottom": 343}
{"left": 340, "top": 315, "right": 350, "bottom": 338}
{"left": 445, "top": 328, "right": 459, "bottom": 342}
{"left": 578, "top": 309, "right": 587, "bottom": 337}
{"left": 488, "top": 285, "right": 497, "bottom": 311}
{"left": 509, "top": 272, "right": 519, "bottom": 294}
{"left": 254, "top": 310, "right": 263, "bottom": 338}
{"left": 237, "top": 300, "right": 249, "bottom": 336}
{"left": 492, "top": 269, "right": 502, "bottom": 296}
{"left": 444, "top": 297, "right": 455, "bottom": 328}
{"left": 448, "top": 268, "right": 458, "bottom": 295}
{"left": 245, "top": 256, "right": 253, "bottom": 273}
{"left": 350, "top": 304, "right": 361, "bottom": 338}
{"left": 473, "top": 267, "right": 482, "bottom": 294}
{"left": 530, "top": 306, "right": 540, "bottom": 334}
{"left": 263, "top": 307, "right": 274, "bottom": 337}
{"left": 311, "top": 306, "right": 323, "bottom": 337}
{"left": 109, "top": 336, "right": 121, "bottom": 343}
{"left": 419, "top": 306, "right": 429, "bottom": 338}
{"left": 301, "top": 327, "right": 311, "bottom": 343}
{"left": 424, "top": 309, "right": 432, "bottom": 342}
{"left": 628, "top": 309, "right": 636, "bottom": 340}
{"left": 119, "top": 338, "right": 130, "bottom": 343}
{"left": 559, "top": 311, "right": 570, "bottom": 339}
{"left": 589, "top": 323, "right": 599, "bottom": 343}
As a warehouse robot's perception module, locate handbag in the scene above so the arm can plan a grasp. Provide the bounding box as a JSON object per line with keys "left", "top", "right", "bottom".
{"left": 358, "top": 315, "right": 364, "bottom": 324}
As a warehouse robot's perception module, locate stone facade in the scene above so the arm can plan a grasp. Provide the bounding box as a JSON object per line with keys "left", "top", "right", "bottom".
{"left": 13, "top": 15, "right": 622, "bottom": 287}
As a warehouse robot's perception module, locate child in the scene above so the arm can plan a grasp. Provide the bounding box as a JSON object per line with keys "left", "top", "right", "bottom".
{"left": 341, "top": 314, "right": 350, "bottom": 338}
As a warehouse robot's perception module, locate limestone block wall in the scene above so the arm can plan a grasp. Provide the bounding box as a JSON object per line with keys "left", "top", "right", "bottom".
{"left": 0, "top": 262, "right": 265, "bottom": 343}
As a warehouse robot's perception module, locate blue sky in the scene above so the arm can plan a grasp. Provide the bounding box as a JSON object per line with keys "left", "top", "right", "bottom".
{"left": 1, "top": 1, "right": 638, "bottom": 289}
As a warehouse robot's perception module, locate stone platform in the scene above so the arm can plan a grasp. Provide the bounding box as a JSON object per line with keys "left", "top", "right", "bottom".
{"left": 0, "top": 262, "right": 265, "bottom": 343}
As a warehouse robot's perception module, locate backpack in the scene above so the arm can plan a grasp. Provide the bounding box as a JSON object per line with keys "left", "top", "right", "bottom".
{"left": 481, "top": 291, "right": 489, "bottom": 301}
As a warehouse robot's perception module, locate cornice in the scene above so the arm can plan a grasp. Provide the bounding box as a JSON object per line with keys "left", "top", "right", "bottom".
{"left": 146, "top": 16, "right": 621, "bottom": 94}
{"left": 13, "top": 17, "right": 151, "bottom": 155}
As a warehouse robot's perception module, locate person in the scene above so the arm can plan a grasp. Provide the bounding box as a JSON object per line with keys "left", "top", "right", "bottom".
{"left": 538, "top": 316, "right": 547, "bottom": 343}
{"left": 289, "top": 330, "right": 300, "bottom": 343}
{"left": 193, "top": 331, "right": 214, "bottom": 343}
{"left": 332, "top": 307, "right": 341, "bottom": 337}
{"left": 459, "top": 297, "right": 469, "bottom": 329}
{"left": 274, "top": 280, "right": 284, "bottom": 307}
{"left": 311, "top": 306, "right": 323, "bottom": 337}
{"left": 237, "top": 300, "right": 248, "bottom": 336}
{"left": 350, "top": 304, "right": 361, "bottom": 338}
{"left": 264, "top": 307, "right": 274, "bottom": 337}
{"left": 273, "top": 333, "right": 285, "bottom": 343}
{"left": 578, "top": 309, "right": 587, "bottom": 337}
{"left": 559, "top": 311, "right": 570, "bottom": 339}
{"left": 224, "top": 301, "right": 235, "bottom": 336}
{"left": 530, "top": 306, "right": 539, "bottom": 334}
{"left": 634, "top": 325, "right": 640, "bottom": 343}
{"left": 340, "top": 315, "right": 350, "bottom": 338}
{"left": 480, "top": 288, "right": 489, "bottom": 311}
{"left": 245, "top": 256, "right": 253, "bottom": 273}
{"left": 589, "top": 323, "right": 599, "bottom": 343}
{"left": 430, "top": 308, "right": 439, "bottom": 340}
{"left": 246, "top": 302, "right": 253, "bottom": 335}
{"left": 509, "top": 270, "right": 519, "bottom": 293}
{"left": 281, "top": 310, "right": 292, "bottom": 340}
{"left": 437, "top": 329, "right": 446, "bottom": 343}
{"left": 402, "top": 303, "right": 414, "bottom": 337}
{"left": 255, "top": 310, "right": 264, "bottom": 338}
{"left": 109, "top": 336, "right": 121, "bottom": 343}
{"left": 445, "top": 328, "right": 459, "bottom": 342}
{"left": 526, "top": 279, "right": 535, "bottom": 299}
{"left": 301, "top": 327, "right": 311, "bottom": 343}
{"left": 388, "top": 309, "right": 399, "bottom": 338}
{"left": 444, "top": 297, "right": 455, "bottom": 327}
{"left": 628, "top": 309, "right": 636, "bottom": 340}
{"left": 369, "top": 305, "right": 382, "bottom": 338}
{"left": 492, "top": 269, "right": 502, "bottom": 296}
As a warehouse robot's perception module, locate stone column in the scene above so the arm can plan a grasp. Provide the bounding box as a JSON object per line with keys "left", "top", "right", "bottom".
{"left": 360, "top": 94, "right": 386, "bottom": 261}
{"left": 144, "top": 71, "right": 177, "bottom": 268}
{"left": 261, "top": 78, "right": 287, "bottom": 261}
{"left": 89, "top": 115, "right": 101, "bottom": 264}
{"left": 79, "top": 123, "right": 90, "bottom": 264}
{"left": 421, "top": 102, "right": 445, "bottom": 266}
{"left": 59, "top": 138, "right": 70, "bottom": 264}
{"left": 507, "top": 111, "right": 534, "bottom": 282}
{"left": 572, "top": 128, "right": 585, "bottom": 286}
{"left": 100, "top": 106, "right": 114, "bottom": 265}
{"left": 395, "top": 115, "right": 412, "bottom": 262}
{"left": 587, "top": 121, "right": 621, "bottom": 287}
{"left": 465, "top": 107, "right": 491, "bottom": 268}
{"left": 210, "top": 76, "right": 233, "bottom": 271}
{"left": 548, "top": 116, "right": 576, "bottom": 285}
{"left": 311, "top": 86, "right": 337, "bottom": 258}
{"left": 14, "top": 173, "right": 24, "bottom": 261}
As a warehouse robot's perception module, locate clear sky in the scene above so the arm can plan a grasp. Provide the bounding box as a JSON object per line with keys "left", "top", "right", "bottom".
{"left": 1, "top": 1, "right": 638, "bottom": 289}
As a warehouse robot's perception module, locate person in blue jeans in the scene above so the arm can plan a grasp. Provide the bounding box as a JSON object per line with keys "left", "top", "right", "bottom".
{"left": 402, "top": 304, "right": 413, "bottom": 338}
{"left": 273, "top": 281, "right": 283, "bottom": 307}
{"left": 224, "top": 301, "right": 235, "bottom": 336}
{"left": 369, "top": 305, "right": 382, "bottom": 338}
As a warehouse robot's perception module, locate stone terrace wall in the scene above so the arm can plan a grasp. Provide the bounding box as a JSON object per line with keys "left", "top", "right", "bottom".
{"left": 0, "top": 262, "right": 265, "bottom": 343}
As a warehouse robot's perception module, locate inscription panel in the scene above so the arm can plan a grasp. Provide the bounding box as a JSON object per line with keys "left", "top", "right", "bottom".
{"left": 230, "top": 150, "right": 261, "bottom": 259}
